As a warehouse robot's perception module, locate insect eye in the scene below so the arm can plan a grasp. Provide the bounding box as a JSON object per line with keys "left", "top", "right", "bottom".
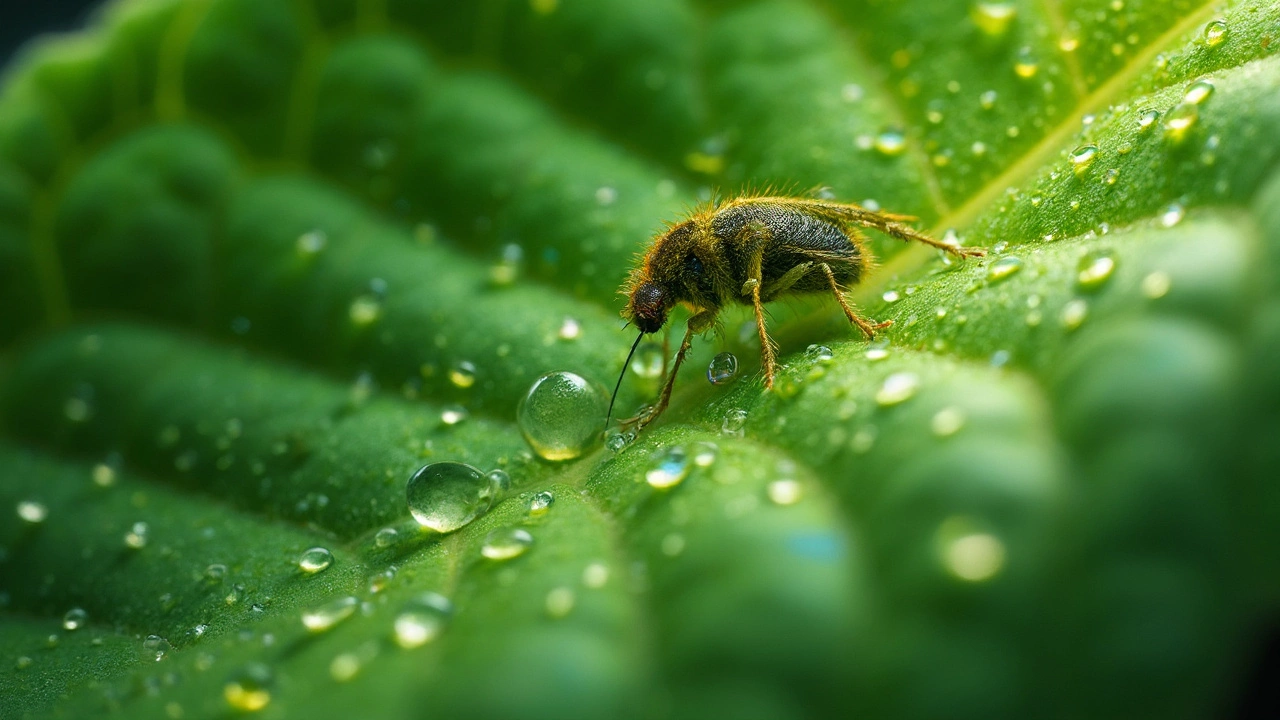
{"left": 686, "top": 254, "right": 704, "bottom": 275}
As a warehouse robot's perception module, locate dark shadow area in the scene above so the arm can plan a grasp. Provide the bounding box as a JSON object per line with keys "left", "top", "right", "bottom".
{"left": 1232, "top": 620, "right": 1280, "bottom": 720}
{"left": 1, "top": 0, "right": 101, "bottom": 68}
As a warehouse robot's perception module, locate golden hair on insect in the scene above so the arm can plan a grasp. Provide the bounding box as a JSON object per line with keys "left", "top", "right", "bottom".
{"left": 606, "top": 192, "right": 986, "bottom": 431}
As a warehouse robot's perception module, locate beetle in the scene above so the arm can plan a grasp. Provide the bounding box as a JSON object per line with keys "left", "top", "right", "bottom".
{"left": 607, "top": 195, "right": 986, "bottom": 430}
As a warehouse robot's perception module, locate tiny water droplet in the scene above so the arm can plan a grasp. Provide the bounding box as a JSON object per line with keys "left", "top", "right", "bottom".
{"left": 545, "top": 587, "right": 576, "bottom": 618}
{"left": 348, "top": 295, "right": 382, "bottom": 325}
{"left": 646, "top": 446, "right": 691, "bottom": 489}
{"left": 691, "top": 442, "right": 718, "bottom": 468}
{"left": 529, "top": 490, "right": 555, "bottom": 516}
{"left": 766, "top": 479, "right": 803, "bottom": 506}
{"left": 406, "top": 462, "right": 494, "bottom": 533}
{"left": 987, "top": 256, "right": 1024, "bottom": 283}
{"left": 631, "top": 342, "right": 665, "bottom": 380}
{"left": 374, "top": 527, "right": 399, "bottom": 549}
{"left": 448, "top": 361, "right": 477, "bottom": 389}
{"left": 1061, "top": 299, "right": 1089, "bottom": 330}
{"left": 1142, "top": 271, "right": 1172, "bottom": 298}
{"left": 302, "top": 596, "right": 358, "bottom": 633}
{"left": 583, "top": 562, "right": 610, "bottom": 588}
{"left": 1137, "top": 108, "right": 1159, "bottom": 130}
{"left": 224, "top": 663, "right": 274, "bottom": 712}
{"left": 298, "top": 547, "right": 333, "bottom": 574}
{"left": 1203, "top": 19, "right": 1227, "bottom": 47}
{"left": 931, "top": 407, "right": 966, "bottom": 437}
{"left": 874, "top": 128, "right": 907, "bottom": 156}
{"left": 142, "top": 635, "right": 171, "bottom": 661}
{"left": 557, "top": 317, "right": 582, "bottom": 340}
{"left": 1163, "top": 102, "right": 1198, "bottom": 143}
{"left": 296, "top": 229, "right": 327, "bottom": 256}
{"left": 1158, "top": 203, "right": 1186, "bottom": 227}
{"left": 486, "top": 469, "right": 511, "bottom": 495}
{"left": 517, "top": 372, "right": 607, "bottom": 461}
{"left": 605, "top": 429, "right": 636, "bottom": 453}
{"left": 1103, "top": 167, "right": 1120, "bottom": 185}
{"left": 882, "top": 289, "right": 901, "bottom": 303}
{"left": 481, "top": 527, "right": 534, "bottom": 560}
{"left": 707, "top": 352, "right": 739, "bottom": 385}
{"left": 721, "top": 409, "right": 748, "bottom": 437}
{"left": 62, "top": 608, "right": 87, "bottom": 631}
{"left": 971, "top": 2, "right": 1017, "bottom": 35}
{"left": 979, "top": 90, "right": 998, "bottom": 110}
{"left": 440, "top": 405, "right": 468, "bottom": 426}
{"left": 1076, "top": 251, "right": 1116, "bottom": 291}
{"left": 876, "top": 372, "right": 921, "bottom": 406}
{"left": 1184, "top": 80, "right": 1214, "bottom": 105}
{"left": 16, "top": 500, "right": 47, "bottom": 523}
{"left": 124, "top": 521, "right": 149, "bottom": 549}
{"left": 938, "top": 518, "right": 1006, "bottom": 582}
{"left": 1068, "top": 145, "right": 1098, "bottom": 176}
{"left": 394, "top": 593, "right": 452, "bottom": 648}
{"left": 1013, "top": 47, "right": 1038, "bottom": 78}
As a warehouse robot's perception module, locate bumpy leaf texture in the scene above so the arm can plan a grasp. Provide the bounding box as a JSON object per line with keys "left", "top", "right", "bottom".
{"left": 1, "top": 0, "right": 1279, "bottom": 718}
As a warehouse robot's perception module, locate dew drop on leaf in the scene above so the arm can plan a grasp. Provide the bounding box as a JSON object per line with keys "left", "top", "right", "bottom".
{"left": 448, "top": 361, "right": 477, "bottom": 389}
{"left": 707, "top": 352, "right": 739, "bottom": 385}
{"left": 486, "top": 469, "right": 511, "bottom": 495}
{"left": 62, "top": 608, "right": 87, "bottom": 631}
{"left": 766, "top": 479, "right": 803, "bottom": 506}
{"left": 876, "top": 372, "right": 921, "bottom": 406}
{"left": 298, "top": 547, "right": 333, "bottom": 574}
{"left": 517, "top": 371, "right": 608, "bottom": 461}
{"left": 931, "top": 407, "right": 967, "bottom": 437}
{"left": 1068, "top": 145, "right": 1098, "bottom": 175}
{"left": 16, "top": 500, "right": 47, "bottom": 523}
{"left": 1142, "top": 271, "right": 1173, "bottom": 298}
{"left": 123, "top": 521, "right": 149, "bottom": 549}
{"left": 1137, "top": 108, "right": 1159, "bottom": 130}
{"left": 406, "top": 462, "right": 494, "bottom": 533}
{"left": 1013, "top": 47, "right": 1038, "bottom": 78}
{"left": 394, "top": 593, "right": 453, "bottom": 649}
{"left": 481, "top": 527, "right": 534, "bottom": 560}
{"left": 970, "top": 1, "right": 1016, "bottom": 35}
{"left": 1061, "top": 299, "right": 1090, "bottom": 330}
{"left": 1184, "top": 80, "right": 1214, "bottom": 105}
{"left": 142, "top": 635, "right": 171, "bottom": 661}
{"left": 1076, "top": 251, "right": 1117, "bottom": 291}
{"left": 224, "top": 663, "right": 274, "bottom": 712}
{"left": 529, "top": 490, "right": 555, "bottom": 516}
{"left": 1158, "top": 203, "right": 1186, "bottom": 227}
{"left": 440, "top": 405, "right": 468, "bottom": 426}
{"left": 721, "top": 409, "right": 748, "bottom": 437}
{"left": 630, "top": 342, "right": 665, "bottom": 379}
{"left": 545, "top": 587, "right": 576, "bottom": 618}
{"left": 374, "top": 527, "right": 399, "bottom": 548}
{"left": 873, "top": 128, "right": 907, "bottom": 156}
{"left": 987, "top": 256, "right": 1024, "bottom": 283}
{"left": 302, "top": 596, "right": 358, "bottom": 633}
{"left": 1203, "top": 19, "right": 1227, "bottom": 47}
{"left": 1163, "top": 102, "right": 1199, "bottom": 143}
{"left": 646, "top": 446, "right": 691, "bottom": 489}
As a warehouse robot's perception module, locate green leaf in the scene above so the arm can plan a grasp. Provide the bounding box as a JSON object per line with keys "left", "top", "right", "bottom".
{"left": 1, "top": 0, "right": 1278, "bottom": 718}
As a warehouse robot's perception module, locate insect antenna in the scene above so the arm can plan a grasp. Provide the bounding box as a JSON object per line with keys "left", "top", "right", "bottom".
{"left": 606, "top": 331, "right": 645, "bottom": 429}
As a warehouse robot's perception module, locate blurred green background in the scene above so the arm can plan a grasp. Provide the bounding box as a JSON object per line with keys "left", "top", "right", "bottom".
{"left": 2, "top": 0, "right": 1280, "bottom": 718}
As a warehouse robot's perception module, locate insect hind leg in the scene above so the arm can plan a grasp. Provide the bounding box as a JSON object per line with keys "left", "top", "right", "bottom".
{"left": 821, "top": 263, "right": 891, "bottom": 339}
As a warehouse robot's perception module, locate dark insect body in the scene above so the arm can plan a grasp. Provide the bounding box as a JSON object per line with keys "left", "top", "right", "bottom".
{"left": 608, "top": 196, "right": 986, "bottom": 431}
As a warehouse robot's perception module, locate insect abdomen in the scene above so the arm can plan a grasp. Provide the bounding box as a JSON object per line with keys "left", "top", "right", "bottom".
{"left": 711, "top": 201, "right": 863, "bottom": 295}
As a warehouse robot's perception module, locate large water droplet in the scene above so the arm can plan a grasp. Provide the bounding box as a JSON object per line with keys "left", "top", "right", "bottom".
{"left": 987, "top": 256, "right": 1024, "bottom": 283}
{"left": 1068, "top": 145, "right": 1098, "bottom": 176}
{"left": 481, "top": 527, "right": 534, "bottom": 560}
{"left": 302, "top": 596, "right": 358, "bottom": 633}
{"left": 1203, "top": 19, "right": 1227, "bottom": 47}
{"left": 517, "top": 372, "right": 607, "bottom": 461}
{"left": 876, "top": 372, "right": 921, "bottom": 406}
{"left": 298, "top": 547, "right": 333, "bottom": 574}
{"left": 406, "top": 462, "right": 493, "bottom": 533}
{"left": 62, "top": 608, "right": 87, "bottom": 631}
{"left": 394, "top": 593, "right": 453, "bottom": 648}
{"left": 707, "top": 352, "right": 739, "bottom": 385}
{"left": 646, "top": 446, "right": 691, "bottom": 489}
{"left": 1076, "top": 251, "right": 1116, "bottom": 291}
{"left": 224, "top": 663, "right": 274, "bottom": 712}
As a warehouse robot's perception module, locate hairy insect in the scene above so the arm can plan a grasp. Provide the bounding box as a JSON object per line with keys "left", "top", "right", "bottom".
{"left": 607, "top": 195, "right": 986, "bottom": 431}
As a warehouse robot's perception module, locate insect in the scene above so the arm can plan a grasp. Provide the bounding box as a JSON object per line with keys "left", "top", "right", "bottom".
{"left": 606, "top": 195, "right": 986, "bottom": 431}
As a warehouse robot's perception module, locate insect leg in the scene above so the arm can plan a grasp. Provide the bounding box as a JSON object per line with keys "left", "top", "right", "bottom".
{"left": 760, "top": 261, "right": 814, "bottom": 302}
{"left": 821, "top": 263, "right": 892, "bottom": 339}
{"left": 637, "top": 310, "right": 716, "bottom": 431}
{"left": 749, "top": 279, "right": 779, "bottom": 388}
{"left": 829, "top": 205, "right": 986, "bottom": 259}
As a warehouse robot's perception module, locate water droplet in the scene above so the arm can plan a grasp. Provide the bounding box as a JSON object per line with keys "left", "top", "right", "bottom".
{"left": 979, "top": 90, "right": 998, "bottom": 110}
{"left": 1068, "top": 145, "right": 1098, "bottom": 176}
{"left": 91, "top": 461, "right": 117, "bottom": 488}
{"left": 630, "top": 342, "right": 665, "bottom": 380}
{"left": 142, "top": 635, "right": 171, "bottom": 661}
{"left": 721, "top": 409, "right": 748, "bottom": 437}
{"left": 348, "top": 295, "right": 382, "bottom": 325}
{"left": 605, "top": 429, "right": 636, "bottom": 453}
{"left": 448, "top": 361, "right": 477, "bottom": 389}
{"left": 486, "top": 469, "right": 511, "bottom": 495}
{"left": 661, "top": 533, "right": 686, "bottom": 556}
{"left": 1059, "top": 34, "right": 1080, "bottom": 52}
{"left": 296, "top": 229, "right": 327, "bottom": 256}
{"left": 987, "top": 256, "right": 1024, "bottom": 283}
{"left": 1158, "top": 203, "right": 1186, "bottom": 227}
{"left": 545, "top": 587, "right": 576, "bottom": 618}
{"left": 767, "top": 479, "right": 803, "bottom": 505}
{"left": 931, "top": 406, "right": 966, "bottom": 437}
{"left": 1013, "top": 47, "right": 1038, "bottom": 78}
{"left": 302, "top": 596, "right": 357, "bottom": 633}
{"left": 865, "top": 343, "right": 890, "bottom": 361}
{"left": 1137, "top": 108, "right": 1159, "bottom": 130}
{"left": 556, "top": 317, "right": 582, "bottom": 341}
{"left": 62, "top": 608, "right": 87, "bottom": 631}
{"left": 440, "top": 405, "right": 468, "bottom": 426}
{"left": 805, "top": 345, "right": 835, "bottom": 365}
{"left": 1163, "top": 102, "right": 1198, "bottom": 143}
{"left": 1184, "top": 80, "right": 1214, "bottom": 105}
{"left": 583, "top": 562, "right": 610, "bottom": 588}
{"left": 481, "top": 527, "right": 534, "bottom": 560}
{"left": 1061, "top": 299, "right": 1089, "bottom": 330}
{"left": 841, "top": 83, "right": 865, "bottom": 103}
{"left": 882, "top": 289, "right": 901, "bottom": 303}
{"left": 707, "top": 352, "right": 739, "bottom": 385}
{"left": 594, "top": 186, "right": 617, "bottom": 206}
{"left": 517, "top": 372, "right": 608, "bottom": 461}
{"left": 394, "top": 593, "right": 453, "bottom": 648}
{"left": 298, "top": 547, "right": 333, "bottom": 574}
{"left": 1103, "top": 168, "right": 1120, "bottom": 185}
{"left": 16, "top": 500, "right": 47, "bottom": 523}
{"left": 691, "top": 442, "right": 718, "bottom": 467}
{"left": 1076, "top": 251, "right": 1116, "bottom": 291}
{"left": 1142, "top": 271, "right": 1173, "bottom": 298}
{"left": 876, "top": 372, "right": 921, "bottom": 406}
{"left": 224, "top": 663, "right": 274, "bottom": 712}
{"left": 1203, "top": 19, "right": 1227, "bottom": 47}
{"left": 529, "top": 491, "right": 555, "bottom": 516}
{"left": 874, "top": 128, "right": 907, "bottom": 156}
{"left": 374, "top": 527, "right": 399, "bottom": 549}
{"left": 646, "top": 446, "right": 691, "bottom": 489}
{"left": 406, "top": 462, "right": 494, "bottom": 533}
{"left": 124, "top": 521, "right": 149, "bottom": 549}
{"left": 971, "top": 1, "right": 1016, "bottom": 35}
{"left": 330, "top": 653, "right": 361, "bottom": 682}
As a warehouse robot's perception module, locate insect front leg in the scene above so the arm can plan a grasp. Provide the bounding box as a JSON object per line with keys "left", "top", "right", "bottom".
{"left": 636, "top": 310, "right": 717, "bottom": 431}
